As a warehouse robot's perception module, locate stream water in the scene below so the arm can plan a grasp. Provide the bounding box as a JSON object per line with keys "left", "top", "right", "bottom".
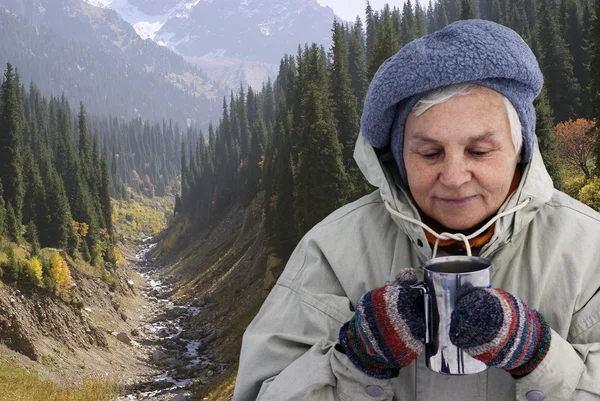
{"left": 117, "top": 238, "right": 226, "bottom": 401}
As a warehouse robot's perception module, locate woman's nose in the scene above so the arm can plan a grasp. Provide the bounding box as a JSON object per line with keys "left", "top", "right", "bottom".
{"left": 438, "top": 157, "right": 471, "bottom": 188}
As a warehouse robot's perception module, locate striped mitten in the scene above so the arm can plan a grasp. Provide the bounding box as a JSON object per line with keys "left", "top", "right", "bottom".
{"left": 450, "top": 288, "right": 552, "bottom": 378}
{"left": 338, "top": 269, "right": 426, "bottom": 379}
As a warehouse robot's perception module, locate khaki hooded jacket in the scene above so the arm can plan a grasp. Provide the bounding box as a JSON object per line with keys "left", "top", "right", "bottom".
{"left": 233, "top": 135, "right": 600, "bottom": 401}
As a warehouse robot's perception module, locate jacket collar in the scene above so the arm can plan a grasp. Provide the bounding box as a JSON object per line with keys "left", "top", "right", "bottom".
{"left": 354, "top": 134, "right": 554, "bottom": 260}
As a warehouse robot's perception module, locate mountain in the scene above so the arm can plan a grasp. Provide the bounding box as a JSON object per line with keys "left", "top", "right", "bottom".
{"left": 80, "top": 0, "right": 336, "bottom": 89}
{"left": 0, "top": 0, "right": 226, "bottom": 126}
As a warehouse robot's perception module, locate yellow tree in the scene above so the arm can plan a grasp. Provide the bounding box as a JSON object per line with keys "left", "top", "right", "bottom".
{"left": 50, "top": 252, "right": 72, "bottom": 290}
{"left": 555, "top": 118, "right": 597, "bottom": 179}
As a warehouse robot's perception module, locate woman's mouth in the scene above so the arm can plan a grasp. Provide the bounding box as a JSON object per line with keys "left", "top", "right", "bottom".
{"left": 439, "top": 195, "right": 477, "bottom": 206}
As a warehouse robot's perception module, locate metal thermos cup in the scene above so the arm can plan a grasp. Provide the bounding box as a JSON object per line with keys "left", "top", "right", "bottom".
{"left": 415, "top": 255, "right": 491, "bottom": 375}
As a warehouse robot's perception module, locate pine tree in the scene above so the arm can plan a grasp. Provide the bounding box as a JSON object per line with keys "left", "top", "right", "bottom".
{"left": 294, "top": 45, "right": 348, "bottom": 238}
{"left": 6, "top": 204, "right": 20, "bottom": 243}
{"left": 0, "top": 180, "right": 5, "bottom": 237}
{"left": 534, "top": 88, "right": 563, "bottom": 189}
{"left": 564, "top": 0, "right": 588, "bottom": 115}
{"left": 414, "top": 1, "right": 428, "bottom": 37}
{"left": 365, "top": 1, "right": 376, "bottom": 66}
{"left": 247, "top": 118, "right": 266, "bottom": 198}
{"left": 330, "top": 20, "right": 361, "bottom": 170}
{"left": 435, "top": 0, "right": 449, "bottom": 30}
{"left": 348, "top": 17, "right": 368, "bottom": 117}
{"left": 0, "top": 63, "right": 25, "bottom": 227}
{"left": 537, "top": 0, "right": 581, "bottom": 123}
{"left": 401, "top": 0, "right": 417, "bottom": 44}
{"left": 460, "top": 0, "right": 476, "bottom": 18}
{"left": 41, "top": 168, "right": 71, "bottom": 248}
{"left": 100, "top": 154, "right": 112, "bottom": 237}
{"left": 369, "top": 20, "right": 400, "bottom": 80}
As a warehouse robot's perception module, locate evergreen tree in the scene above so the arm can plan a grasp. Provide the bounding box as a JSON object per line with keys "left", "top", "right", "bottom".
{"left": 534, "top": 88, "right": 563, "bottom": 189}
{"left": 401, "top": 0, "right": 417, "bottom": 44}
{"left": 294, "top": 45, "right": 348, "bottom": 238}
{"left": 460, "top": 0, "right": 476, "bottom": 18}
{"left": 368, "top": 20, "right": 400, "bottom": 80}
{"left": 6, "top": 204, "right": 20, "bottom": 243}
{"left": 247, "top": 119, "right": 266, "bottom": 198}
{"left": 365, "top": 1, "right": 376, "bottom": 66}
{"left": 347, "top": 18, "right": 368, "bottom": 117}
{"left": 564, "top": 0, "right": 589, "bottom": 114}
{"left": 0, "top": 63, "right": 25, "bottom": 226}
{"left": 21, "top": 149, "right": 45, "bottom": 230}
{"left": 414, "top": 1, "right": 428, "bottom": 37}
{"left": 0, "top": 180, "right": 5, "bottom": 237}
{"left": 435, "top": 0, "right": 449, "bottom": 30}
{"left": 537, "top": 0, "right": 581, "bottom": 123}
{"left": 41, "top": 168, "right": 71, "bottom": 248}
{"left": 330, "top": 20, "right": 361, "bottom": 170}
{"left": 100, "top": 154, "right": 112, "bottom": 236}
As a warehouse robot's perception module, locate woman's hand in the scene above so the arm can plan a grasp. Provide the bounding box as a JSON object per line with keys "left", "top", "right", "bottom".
{"left": 450, "top": 288, "right": 552, "bottom": 378}
{"left": 338, "top": 268, "right": 426, "bottom": 379}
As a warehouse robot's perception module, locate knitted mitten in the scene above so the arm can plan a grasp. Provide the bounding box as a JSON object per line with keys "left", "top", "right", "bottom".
{"left": 450, "top": 288, "right": 552, "bottom": 378}
{"left": 338, "top": 269, "right": 426, "bottom": 379}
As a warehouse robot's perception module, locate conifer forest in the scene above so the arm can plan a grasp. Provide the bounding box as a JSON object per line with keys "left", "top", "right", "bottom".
{"left": 177, "top": 0, "right": 600, "bottom": 261}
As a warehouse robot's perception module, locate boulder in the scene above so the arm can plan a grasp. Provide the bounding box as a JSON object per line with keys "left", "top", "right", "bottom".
{"left": 116, "top": 332, "right": 132, "bottom": 345}
{"left": 152, "top": 349, "right": 166, "bottom": 362}
{"left": 171, "top": 394, "right": 187, "bottom": 401}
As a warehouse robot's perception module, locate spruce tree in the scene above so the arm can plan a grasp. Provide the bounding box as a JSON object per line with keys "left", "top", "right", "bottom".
{"left": 414, "top": 1, "right": 428, "bottom": 37}
{"left": 564, "top": 0, "right": 588, "bottom": 115}
{"left": 460, "top": 0, "right": 476, "bottom": 18}
{"left": 100, "top": 154, "right": 112, "bottom": 237}
{"left": 330, "top": 20, "right": 361, "bottom": 170}
{"left": 348, "top": 17, "right": 368, "bottom": 116}
{"left": 535, "top": 88, "right": 563, "bottom": 189}
{"left": 368, "top": 20, "right": 400, "bottom": 80}
{"left": 435, "top": 0, "right": 449, "bottom": 30}
{"left": 6, "top": 204, "right": 20, "bottom": 243}
{"left": 41, "top": 168, "right": 71, "bottom": 248}
{"left": 294, "top": 45, "right": 348, "bottom": 238}
{"left": 0, "top": 180, "right": 5, "bottom": 237}
{"left": 0, "top": 63, "right": 25, "bottom": 227}
{"left": 247, "top": 119, "right": 266, "bottom": 199}
{"left": 401, "top": 0, "right": 417, "bottom": 44}
{"left": 537, "top": 0, "right": 581, "bottom": 123}
{"left": 365, "top": 1, "right": 376, "bottom": 66}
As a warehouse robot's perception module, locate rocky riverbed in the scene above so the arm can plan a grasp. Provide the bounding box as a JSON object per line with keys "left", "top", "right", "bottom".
{"left": 117, "top": 239, "right": 227, "bottom": 401}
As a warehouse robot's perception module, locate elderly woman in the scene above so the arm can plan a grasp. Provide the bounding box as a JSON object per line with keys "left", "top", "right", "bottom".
{"left": 233, "top": 20, "right": 600, "bottom": 401}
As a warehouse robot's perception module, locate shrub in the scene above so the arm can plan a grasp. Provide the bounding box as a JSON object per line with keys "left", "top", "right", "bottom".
{"left": 578, "top": 177, "right": 600, "bottom": 212}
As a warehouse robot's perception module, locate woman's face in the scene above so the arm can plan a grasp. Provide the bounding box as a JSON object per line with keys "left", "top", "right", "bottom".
{"left": 403, "top": 87, "right": 519, "bottom": 231}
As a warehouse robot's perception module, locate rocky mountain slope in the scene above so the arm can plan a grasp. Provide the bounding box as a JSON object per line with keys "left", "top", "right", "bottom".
{"left": 0, "top": 0, "right": 225, "bottom": 125}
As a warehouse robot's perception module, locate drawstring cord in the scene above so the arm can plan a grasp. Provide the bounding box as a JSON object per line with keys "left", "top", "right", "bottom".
{"left": 384, "top": 197, "right": 532, "bottom": 257}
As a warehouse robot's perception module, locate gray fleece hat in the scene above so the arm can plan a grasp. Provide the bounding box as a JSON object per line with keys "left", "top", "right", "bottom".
{"left": 360, "top": 20, "right": 543, "bottom": 182}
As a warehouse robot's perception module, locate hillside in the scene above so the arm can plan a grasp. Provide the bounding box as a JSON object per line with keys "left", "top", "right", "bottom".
{"left": 0, "top": 1, "right": 224, "bottom": 126}
{"left": 148, "top": 193, "right": 283, "bottom": 400}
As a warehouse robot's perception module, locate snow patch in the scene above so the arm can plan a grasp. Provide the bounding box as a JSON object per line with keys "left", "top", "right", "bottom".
{"left": 258, "top": 24, "right": 271, "bottom": 36}
{"left": 133, "top": 21, "right": 164, "bottom": 40}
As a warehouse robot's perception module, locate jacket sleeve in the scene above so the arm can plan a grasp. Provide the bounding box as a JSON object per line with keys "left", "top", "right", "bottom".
{"left": 232, "top": 239, "right": 395, "bottom": 401}
{"left": 515, "top": 293, "right": 600, "bottom": 400}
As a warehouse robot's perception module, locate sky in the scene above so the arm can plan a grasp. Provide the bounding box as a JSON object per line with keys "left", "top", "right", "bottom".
{"left": 317, "top": 0, "right": 406, "bottom": 23}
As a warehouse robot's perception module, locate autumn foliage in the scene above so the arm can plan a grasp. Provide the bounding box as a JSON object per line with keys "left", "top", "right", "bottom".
{"left": 50, "top": 252, "right": 72, "bottom": 290}
{"left": 555, "top": 119, "right": 597, "bottom": 179}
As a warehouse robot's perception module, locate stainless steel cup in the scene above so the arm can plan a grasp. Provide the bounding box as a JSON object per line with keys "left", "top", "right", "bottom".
{"left": 415, "top": 255, "right": 491, "bottom": 375}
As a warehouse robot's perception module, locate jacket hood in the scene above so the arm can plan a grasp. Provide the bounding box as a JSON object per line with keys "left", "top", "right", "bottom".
{"left": 353, "top": 134, "right": 555, "bottom": 259}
